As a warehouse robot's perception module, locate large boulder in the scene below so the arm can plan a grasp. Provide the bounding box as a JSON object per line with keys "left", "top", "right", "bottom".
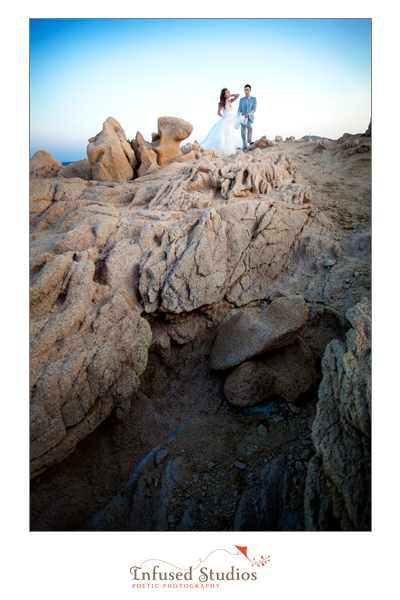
{"left": 151, "top": 116, "right": 193, "bottom": 166}
{"left": 30, "top": 150, "right": 62, "bottom": 172}
{"left": 137, "top": 151, "right": 315, "bottom": 313}
{"left": 304, "top": 298, "right": 371, "bottom": 530}
{"left": 87, "top": 117, "right": 137, "bottom": 181}
{"left": 137, "top": 144, "right": 159, "bottom": 178}
{"left": 30, "top": 278, "right": 152, "bottom": 478}
{"left": 223, "top": 337, "right": 317, "bottom": 406}
{"left": 63, "top": 158, "right": 92, "bottom": 180}
{"left": 210, "top": 296, "right": 309, "bottom": 370}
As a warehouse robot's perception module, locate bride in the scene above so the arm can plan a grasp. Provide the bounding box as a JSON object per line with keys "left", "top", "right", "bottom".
{"left": 200, "top": 88, "right": 247, "bottom": 156}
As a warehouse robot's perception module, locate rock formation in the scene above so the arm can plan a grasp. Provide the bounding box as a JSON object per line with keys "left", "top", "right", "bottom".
{"left": 63, "top": 158, "right": 92, "bottom": 180}
{"left": 304, "top": 297, "right": 371, "bottom": 530}
{"left": 132, "top": 116, "right": 194, "bottom": 176}
{"left": 30, "top": 119, "right": 371, "bottom": 531}
{"left": 30, "top": 150, "right": 62, "bottom": 172}
{"left": 87, "top": 116, "right": 137, "bottom": 181}
{"left": 151, "top": 116, "right": 193, "bottom": 165}
{"left": 224, "top": 336, "right": 317, "bottom": 406}
{"left": 209, "top": 296, "right": 309, "bottom": 370}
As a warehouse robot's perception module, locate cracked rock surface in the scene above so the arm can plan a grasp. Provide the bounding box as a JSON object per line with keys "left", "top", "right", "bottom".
{"left": 30, "top": 126, "right": 371, "bottom": 530}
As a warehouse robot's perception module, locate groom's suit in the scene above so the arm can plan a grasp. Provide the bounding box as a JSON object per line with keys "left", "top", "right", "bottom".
{"left": 237, "top": 95, "right": 257, "bottom": 150}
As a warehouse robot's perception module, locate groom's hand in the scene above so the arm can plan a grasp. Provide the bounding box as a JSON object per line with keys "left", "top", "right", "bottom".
{"left": 245, "top": 114, "right": 249, "bottom": 118}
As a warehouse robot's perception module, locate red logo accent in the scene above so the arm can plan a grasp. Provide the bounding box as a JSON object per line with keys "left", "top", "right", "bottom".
{"left": 235, "top": 546, "right": 270, "bottom": 567}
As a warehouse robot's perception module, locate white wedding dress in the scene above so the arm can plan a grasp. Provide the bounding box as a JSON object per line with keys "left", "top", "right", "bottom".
{"left": 200, "top": 104, "right": 247, "bottom": 156}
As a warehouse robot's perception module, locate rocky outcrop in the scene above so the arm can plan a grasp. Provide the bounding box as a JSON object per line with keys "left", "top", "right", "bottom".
{"left": 152, "top": 116, "right": 193, "bottom": 165}
{"left": 304, "top": 298, "right": 371, "bottom": 530}
{"left": 30, "top": 150, "right": 62, "bottom": 172}
{"left": 133, "top": 117, "right": 194, "bottom": 176}
{"left": 209, "top": 296, "right": 309, "bottom": 370}
{"left": 63, "top": 158, "right": 92, "bottom": 180}
{"left": 138, "top": 150, "right": 314, "bottom": 313}
{"left": 30, "top": 150, "right": 65, "bottom": 179}
{"left": 181, "top": 140, "right": 203, "bottom": 157}
{"left": 87, "top": 117, "right": 137, "bottom": 181}
{"left": 137, "top": 144, "right": 159, "bottom": 178}
{"left": 224, "top": 336, "right": 317, "bottom": 406}
{"left": 30, "top": 269, "right": 152, "bottom": 477}
{"left": 29, "top": 121, "right": 371, "bottom": 535}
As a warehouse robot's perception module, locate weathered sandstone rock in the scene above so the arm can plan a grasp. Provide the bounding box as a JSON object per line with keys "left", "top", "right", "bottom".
{"left": 63, "top": 158, "right": 92, "bottom": 180}
{"left": 304, "top": 297, "right": 371, "bottom": 530}
{"left": 137, "top": 152, "right": 314, "bottom": 313}
{"left": 151, "top": 116, "right": 193, "bottom": 166}
{"left": 29, "top": 138, "right": 349, "bottom": 482}
{"left": 210, "top": 296, "right": 309, "bottom": 370}
{"left": 181, "top": 143, "right": 193, "bottom": 154}
{"left": 137, "top": 144, "right": 159, "bottom": 178}
{"left": 87, "top": 116, "right": 137, "bottom": 181}
{"left": 131, "top": 131, "right": 154, "bottom": 165}
{"left": 30, "top": 150, "right": 62, "bottom": 172}
{"left": 30, "top": 281, "right": 152, "bottom": 478}
{"left": 223, "top": 337, "right": 317, "bottom": 406}
{"left": 30, "top": 164, "right": 66, "bottom": 179}
{"left": 251, "top": 136, "right": 276, "bottom": 150}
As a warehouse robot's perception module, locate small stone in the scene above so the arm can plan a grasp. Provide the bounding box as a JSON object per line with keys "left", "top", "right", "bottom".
{"left": 288, "top": 404, "right": 300, "bottom": 414}
{"left": 207, "top": 461, "right": 215, "bottom": 469}
{"left": 273, "top": 415, "right": 285, "bottom": 422}
{"left": 324, "top": 259, "right": 336, "bottom": 267}
{"left": 295, "top": 461, "right": 305, "bottom": 472}
{"left": 234, "top": 461, "right": 247, "bottom": 470}
{"left": 301, "top": 449, "right": 313, "bottom": 461}
{"left": 155, "top": 448, "right": 169, "bottom": 466}
{"left": 168, "top": 514, "right": 175, "bottom": 524}
{"left": 192, "top": 473, "right": 199, "bottom": 482}
{"left": 258, "top": 424, "right": 267, "bottom": 436}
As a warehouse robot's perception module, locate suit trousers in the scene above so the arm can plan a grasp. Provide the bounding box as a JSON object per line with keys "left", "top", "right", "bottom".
{"left": 241, "top": 122, "right": 253, "bottom": 149}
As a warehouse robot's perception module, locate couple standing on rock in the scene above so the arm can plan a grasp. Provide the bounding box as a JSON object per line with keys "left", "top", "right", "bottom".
{"left": 201, "top": 84, "right": 257, "bottom": 156}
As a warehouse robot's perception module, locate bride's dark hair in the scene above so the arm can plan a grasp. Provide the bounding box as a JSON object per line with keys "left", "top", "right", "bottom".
{"left": 219, "top": 88, "right": 228, "bottom": 108}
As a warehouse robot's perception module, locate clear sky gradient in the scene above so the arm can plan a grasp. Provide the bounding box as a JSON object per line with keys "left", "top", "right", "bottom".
{"left": 30, "top": 18, "right": 371, "bottom": 162}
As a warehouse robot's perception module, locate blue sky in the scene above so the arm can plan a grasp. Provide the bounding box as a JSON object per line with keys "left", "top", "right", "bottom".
{"left": 30, "top": 18, "right": 371, "bottom": 161}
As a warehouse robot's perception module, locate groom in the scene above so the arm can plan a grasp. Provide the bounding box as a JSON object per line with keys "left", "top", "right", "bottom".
{"left": 237, "top": 84, "right": 257, "bottom": 150}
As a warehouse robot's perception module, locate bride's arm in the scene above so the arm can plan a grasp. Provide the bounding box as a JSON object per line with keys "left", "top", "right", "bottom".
{"left": 230, "top": 94, "right": 239, "bottom": 103}
{"left": 217, "top": 103, "right": 225, "bottom": 117}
